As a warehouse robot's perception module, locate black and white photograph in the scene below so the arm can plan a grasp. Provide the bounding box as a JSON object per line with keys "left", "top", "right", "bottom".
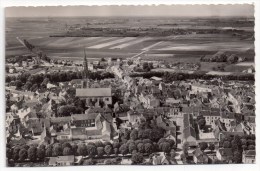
{"left": 3, "top": 2, "right": 257, "bottom": 167}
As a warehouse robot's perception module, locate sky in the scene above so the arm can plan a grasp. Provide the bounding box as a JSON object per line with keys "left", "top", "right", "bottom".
{"left": 5, "top": 4, "right": 254, "bottom": 17}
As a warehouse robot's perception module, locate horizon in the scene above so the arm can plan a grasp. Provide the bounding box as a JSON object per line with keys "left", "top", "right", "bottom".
{"left": 5, "top": 5, "right": 254, "bottom": 18}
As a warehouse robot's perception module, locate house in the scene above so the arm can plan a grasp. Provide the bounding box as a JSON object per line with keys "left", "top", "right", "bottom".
{"left": 216, "top": 148, "right": 233, "bottom": 162}
{"left": 47, "top": 83, "right": 57, "bottom": 89}
{"left": 242, "top": 150, "right": 255, "bottom": 164}
{"left": 152, "top": 152, "right": 171, "bottom": 165}
{"left": 200, "top": 109, "right": 221, "bottom": 125}
{"left": 76, "top": 88, "right": 112, "bottom": 107}
{"left": 192, "top": 148, "right": 209, "bottom": 164}
{"left": 6, "top": 112, "right": 20, "bottom": 133}
{"left": 191, "top": 84, "right": 212, "bottom": 93}
{"left": 220, "top": 112, "right": 235, "bottom": 130}
{"left": 25, "top": 118, "right": 45, "bottom": 136}
{"left": 50, "top": 113, "right": 113, "bottom": 141}
{"left": 165, "top": 98, "right": 181, "bottom": 106}
{"left": 49, "top": 155, "right": 75, "bottom": 166}
{"left": 183, "top": 114, "right": 197, "bottom": 146}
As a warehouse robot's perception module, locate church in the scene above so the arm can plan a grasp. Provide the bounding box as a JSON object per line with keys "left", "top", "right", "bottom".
{"left": 76, "top": 49, "right": 112, "bottom": 107}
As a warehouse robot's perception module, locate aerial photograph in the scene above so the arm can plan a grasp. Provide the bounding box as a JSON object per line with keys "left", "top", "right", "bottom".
{"left": 5, "top": 4, "right": 255, "bottom": 166}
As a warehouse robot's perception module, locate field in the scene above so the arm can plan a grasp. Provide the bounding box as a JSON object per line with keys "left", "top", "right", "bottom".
{"left": 6, "top": 17, "right": 255, "bottom": 71}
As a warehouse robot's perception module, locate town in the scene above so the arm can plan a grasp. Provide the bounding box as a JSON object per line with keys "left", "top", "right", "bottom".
{"left": 5, "top": 5, "right": 255, "bottom": 167}
{"left": 5, "top": 47, "right": 255, "bottom": 166}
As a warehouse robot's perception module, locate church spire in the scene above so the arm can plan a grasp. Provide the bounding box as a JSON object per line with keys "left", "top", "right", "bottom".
{"left": 83, "top": 48, "right": 88, "bottom": 79}
{"left": 82, "top": 48, "right": 89, "bottom": 88}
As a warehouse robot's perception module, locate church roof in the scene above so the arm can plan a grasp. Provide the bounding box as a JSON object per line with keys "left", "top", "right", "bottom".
{"left": 76, "top": 88, "right": 112, "bottom": 97}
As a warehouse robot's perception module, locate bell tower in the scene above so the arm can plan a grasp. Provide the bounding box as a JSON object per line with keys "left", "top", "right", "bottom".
{"left": 82, "top": 48, "right": 89, "bottom": 88}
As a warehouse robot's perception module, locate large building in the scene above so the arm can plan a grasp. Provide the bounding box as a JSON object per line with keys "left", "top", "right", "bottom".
{"left": 76, "top": 49, "right": 112, "bottom": 107}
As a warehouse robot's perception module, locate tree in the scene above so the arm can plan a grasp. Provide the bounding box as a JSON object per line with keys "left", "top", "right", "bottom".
{"left": 128, "top": 143, "right": 137, "bottom": 153}
{"left": 159, "top": 142, "right": 171, "bottom": 154}
{"left": 197, "top": 115, "right": 206, "bottom": 130}
{"left": 113, "top": 142, "right": 120, "bottom": 149}
{"left": 231, "top": 135, "right": 242, "bottom": 151}
{"left": 15, "top": 80, "right": 23, "bottom": 90}
{"left": 131, "top": 152, "right": 144, "bottom": 164}
{"left": 62, "top": 142, "right": 72, "bottom": 149}
{"left": 119, "top": 144, "right": 128, "bottom": 156}
{"left": 130, "top": 129, "right": 139, "bottom": 140}
{"left": 28, "top": 146, "right": 37, "bottom": 162}
{"left": 97, "top": 147, "right": 105, "bottom": 157}
{"left": 127, "top": 59, "right": 134, "bottom": 66}
{"left": 158, "top": 138, "right": 167, "bottom": 145}
{"left": 58, "top": 105, "right": 83, "bottom": 116}
{"left": 166, "top": 139, "right": 175, "bottom": 148}
{"left": 241, "top": 139, "right": 247, "bottom": 146}
{"left": 137, "top": 143, "right": 145, "bottom": 153}
{"left": 87, "top": 145, "right": 97, "bottom": 158}
{"left": 143, "top": 62, "right": 150, "bottom": 71}
{"left": 199, "top": 142, "right": 208, "bottom": 151}
{"left": 144, "top": 143, "right": 153, "bottom": 154}
{"left": 45, "top": 145, "right": 53, "bottom": 157}
{"left": 52, "top": 143, "right": 62, "bottom": 157}
{"left": 170, "top": 149, "right": 176, "bottom": 160}
{"left": 114, "top": 148, "right": 119, "bottom": 156}
{"left": 104, "top": 145, "right": 113, "bottom": 156}
{"left": 95, "top": 141, "right": 104, "bottom": 148}
{"left": 38, "top": 144, "right": 46, "bottom": 150}
{"left": 6, "top": 147, "right": 13, "bottom": 160}
{"left": 233, "top": 150, "right": 242, "bottom": 163}
{"left": 71, "top": 144, "right": 78, "bottom": 155}
{"left": 123, "top": 129, "right": 131, "bottom": 140}
{"left": 208, "top": 143, "right": 215, "bottom": 152}
{"left": 63, "top": 147, "right": 73, "bottom": 156}
{"left": 77, "top": 144, "right": 88, "bottom": 156}
{"left": 36, "top": 147, "right": 45, "bottom": 161}
{"left": 13, "top": 147, "right": 20, "bottom": 162}
{"left": 103, "top": 142, "right": 112, "bottom": 147}
{"left": 19, "top": 149, "right": 28, "bottom": 162}
{"left": 223, "top": 141, "right": 231, "bottom": 148}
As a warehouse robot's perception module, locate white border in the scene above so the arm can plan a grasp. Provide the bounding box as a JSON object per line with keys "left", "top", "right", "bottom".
{"left": 0, "top": 1, "right": 259, "bottom": 171}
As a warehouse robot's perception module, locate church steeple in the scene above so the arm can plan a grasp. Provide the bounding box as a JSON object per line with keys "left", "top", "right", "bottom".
{"left": 82, "top": 48, "right": 89, "bottom": 88}
{"left": 83, "top": 48, "right": 88, "bottom": 79}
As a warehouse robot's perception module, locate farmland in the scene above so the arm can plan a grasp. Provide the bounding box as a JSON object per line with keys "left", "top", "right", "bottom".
{"left": 6, "top": 17, "right": 254, "bottom": 71}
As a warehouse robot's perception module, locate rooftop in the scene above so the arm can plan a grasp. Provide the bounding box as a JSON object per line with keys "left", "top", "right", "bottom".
{"left": 76, "top": 88, "right": 112, "bottom": 97}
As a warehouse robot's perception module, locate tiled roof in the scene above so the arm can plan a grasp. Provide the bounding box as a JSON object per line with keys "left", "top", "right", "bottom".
{"left": 71, "top": 113, "right": 98, "bottom": 121}
{"left": 71, "top": 128, "right": 86, "bottom": 136}
{"left": 244, "top": 150, "right": 256, "bottom": 157}
{"left": 183, "top": 126, "right": 196, "bottom": 139}
{"left": 76, "top": 88, "right": 111, "bottom": 97}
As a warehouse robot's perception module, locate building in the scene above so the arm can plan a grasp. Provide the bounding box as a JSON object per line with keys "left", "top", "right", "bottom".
{"left": 183, "top": 114, "right": 197, "bottom": 146}
{"left": 242, "top": 150, "right": 255, "bottom": 164}
{"left": 76, "top": 88, "right": 112, "bottom": 107}
{"left": 49, "top": 113, "right": 113, "bottom": 141}
{"left": 48, "top": 156, "right": 75, "bottom": 166}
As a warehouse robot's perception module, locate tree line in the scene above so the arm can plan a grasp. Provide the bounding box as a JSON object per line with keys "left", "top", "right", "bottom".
{"left": 6, "top": 71, "right": 115, "bottom": 91}
{"left": 130, "top": 71, "right": 254, "bottom": 81}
